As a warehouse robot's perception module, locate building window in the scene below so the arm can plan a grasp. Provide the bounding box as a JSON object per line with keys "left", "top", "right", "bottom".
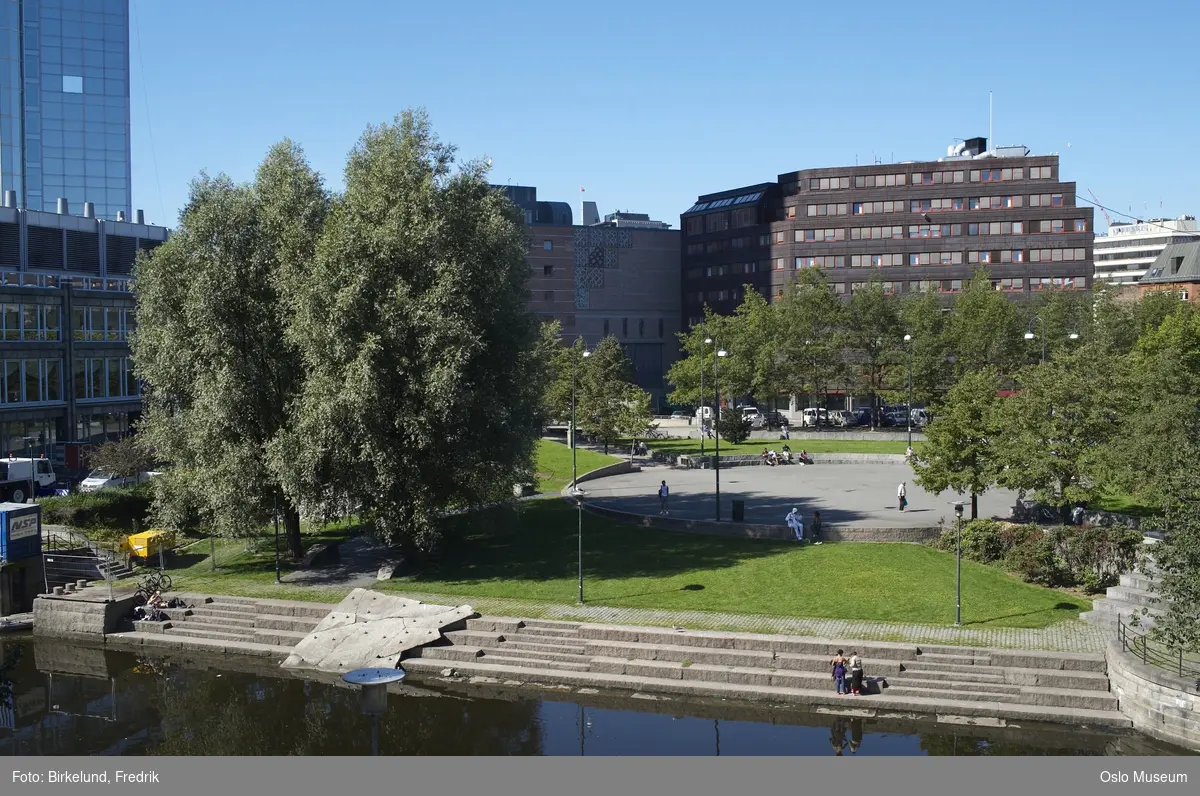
{"left": 1029, "top": 166, "right": 1052, "bottom": 179}
{"left": 603, "top": 319, "right": 609, "bottom": 336}
{"left": 62, "top": 75, "right": 83, "bottom": 93}
{"left": 0, "top": 359, "right": 63, "bottom": 404}
{"left": 854, "top": 173, "right": 908, "bottom": 188}
{"left": 796, "top": 256, "right": 844, "bottom": 269}
{"left": 809, "top": 176, "right": 850, "bottom": 190}
{"left": 732, "top": 208, "right": 756, "bottom": 227}
{"left": 543, "top": 265, "right": 554, "bottom": 276}
{"left": 622, "top": 318, "right": 628, "bottom": 337}
{"left": 685, "top": 217, "right": 704, "bottom": 236}
{"left": 543, "top": 240, "right": 553, "bottom": 251}
{"left": 851, "top": 253, "right": 904, "bottom": 267}
{"left": 993, "top": 278, "right": 1025, "bottom": 292}
{"left": 2, "top": 303, "right": 61, "bottom": 341}
{"left": 658, "top": 319, "right": 664, "bottom": 338}
{"left": 543, "top": 291, "right": 554, "bottom": 302}
{"left": 807, "top": 203, "right": 849, "bottom": 217}
{"left": 705, "top": 213, "right": 730, "bottom": 233}
{"left": 1074, "top": 219, "right": 1087, "bottom": 232}
{"left": 908, "top": 280, "right": 934, "bottom": 293}
{"left": 909, "top": 252, "right": 963, "bottom": 266}
{"left": 834, "top": 282, "right": 847, "bottom": 295}
{"left": 786, "top": 206, "right": 796, "bottom": 219}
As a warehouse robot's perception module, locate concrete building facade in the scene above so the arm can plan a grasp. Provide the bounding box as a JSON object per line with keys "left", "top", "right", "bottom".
{"left": 0, "top": 196, "right": 167, "bottom": 473}
{"left": 682, "top": 139, "right": 1094, "bottom": 326}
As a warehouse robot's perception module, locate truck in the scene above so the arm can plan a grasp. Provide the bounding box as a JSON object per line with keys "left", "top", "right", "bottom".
{"left": 0, "top": 456, "right": 56, "bottom": 504}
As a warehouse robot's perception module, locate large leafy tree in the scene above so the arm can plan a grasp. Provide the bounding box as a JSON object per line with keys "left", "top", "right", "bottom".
{"left": 87, "top": 435, "right": 157, "bottom": 478}
{"left": 897, "top": 287, "right": 949, "bottom": 408}
{"left": 775, "top": 269, "right": 845, "bottom": 412}
{"left": 666, "top": 306, "right": 752, "bottom": 408}
{"left": 994, "top": 346, "right": 1122, "bottom": 521}
{"left": 943, "top": 270, "right": 1025, "bottom": 377}
{"left": 911, "top": 366, "right": 1002, "bottom": 519}
{"left": 841, "top": 279, "right": 903, "bottom": 426}
{"left": 132, "top": 142, "right": 328, "bottom": 557}
{"left": 577, "top": 335, "right": 652, "bottom": 453}
{"left": 274, "top": 110, "right": 544, "bottom": 552}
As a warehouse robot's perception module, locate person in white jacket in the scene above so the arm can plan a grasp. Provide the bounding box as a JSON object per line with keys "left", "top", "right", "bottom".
{"left": 786, "top": 507, "right": 805, "bottom": 541}
{"left": 897, "top": 482, "right": 907, "bottom": 512}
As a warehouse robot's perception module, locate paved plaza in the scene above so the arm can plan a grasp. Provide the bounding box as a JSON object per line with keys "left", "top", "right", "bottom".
{"left": 582, "top": 460, "right": 1020, "bottom": 530}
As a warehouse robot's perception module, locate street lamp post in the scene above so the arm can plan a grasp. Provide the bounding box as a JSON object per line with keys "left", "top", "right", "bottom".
{"left": 1024, "top": 316, "right": 1047, "bottom": 363}
{"left": 714, "top": 349, "right": 728, "bottom": 521}
{"left": 572, "top": 347, "right": 591, "bottom": 605}
{"left": 903, "top": 334, "right": 913, "bottom": 449}
{"left": 273, "top": 491, "right": 281, "bottom": 584}
{"left": 24, "top": 436, "right": 35, "bottom": 504}
{"left": 701, "top": 337, "right": 712, "bottom": 455}
{"left": 953, "top": 502, "right": 964, "bottom": 626}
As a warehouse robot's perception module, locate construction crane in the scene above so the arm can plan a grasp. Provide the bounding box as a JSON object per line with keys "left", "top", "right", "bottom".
{"left": 1088, "top": 189, "right": 1113, "bottom": 227}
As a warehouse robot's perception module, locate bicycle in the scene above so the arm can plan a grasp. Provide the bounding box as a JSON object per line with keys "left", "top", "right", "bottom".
{"left": 132, "top": 570, "right": 173, "bottom": 605}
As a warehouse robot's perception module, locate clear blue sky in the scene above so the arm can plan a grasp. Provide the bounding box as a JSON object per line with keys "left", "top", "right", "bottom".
{"left": 129, "top": 0, "right": 1197, "bottom": 231}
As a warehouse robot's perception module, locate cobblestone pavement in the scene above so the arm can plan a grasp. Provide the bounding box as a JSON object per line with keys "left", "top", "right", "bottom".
{"left": 382, "top": 588, "right": 1111, "bottom": 653}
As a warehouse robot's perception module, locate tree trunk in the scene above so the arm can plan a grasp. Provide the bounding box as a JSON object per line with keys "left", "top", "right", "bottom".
{"left": 971, "top": 491, "right": 978, "bottom": 520}
{"left": 285, "top": 503, "right": 303, "bottom": 560}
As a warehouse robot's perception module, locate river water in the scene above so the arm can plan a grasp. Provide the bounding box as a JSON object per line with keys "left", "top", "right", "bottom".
{"left": 0, "top": 637, "right": 1191, "bottom": 756}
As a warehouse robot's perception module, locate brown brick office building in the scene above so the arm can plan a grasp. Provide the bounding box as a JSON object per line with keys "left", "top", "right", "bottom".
{"left": 681, "top": 139, "right": 1094, "bottom": 326}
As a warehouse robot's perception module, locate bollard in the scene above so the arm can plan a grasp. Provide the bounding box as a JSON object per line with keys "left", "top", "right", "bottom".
{"left": 52, "top": 586, "right": 64, "bottom": 595}
{"left": 76, "top": 579, "right": 87, "bottom": 589}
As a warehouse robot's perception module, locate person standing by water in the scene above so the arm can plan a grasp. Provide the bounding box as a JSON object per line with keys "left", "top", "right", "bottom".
{"left": 848, "top": 651, "right": 865, "bottom": 695}
{"left": 897, "top": 482, "right": 907, "bottom": 512}
{"left": 658, "top": 480, "right": 669, "bottom": 515}
{"left": 831, "top": 649, "right": 848, "bottom": 695}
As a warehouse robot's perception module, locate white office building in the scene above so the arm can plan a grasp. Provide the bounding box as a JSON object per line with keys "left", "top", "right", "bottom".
{"left": 1093, "top": 215, "right": 1198, "bottom": 285}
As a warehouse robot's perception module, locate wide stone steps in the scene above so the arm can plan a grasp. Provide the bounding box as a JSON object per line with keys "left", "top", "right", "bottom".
{"left": 124, "top": 594, "right": 333, "bottom": 653}
{"left": 901, "top": 662, "right": 1111, "bottom": 692}
{"left": 165, "top": 625, "right": 256, "bottom": 643}
{"left": 1104, "top": 586, "right": 1160, "bottom": 608}
{"left": 886, "top": 682, "right": 1118, "bottom": 711}
{"left": 1120, "top": 572, "right": 1158, "bottom": 591}
{"left": 581, "top": 639, "right": 905, "bottom": 676}
{"left": 400, "top": 657, "right": 1131, "bottom": 729}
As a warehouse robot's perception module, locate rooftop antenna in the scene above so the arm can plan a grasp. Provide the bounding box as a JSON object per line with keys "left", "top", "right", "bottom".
{"left": 989, "top": 91, "right": 993, "bottom": 152}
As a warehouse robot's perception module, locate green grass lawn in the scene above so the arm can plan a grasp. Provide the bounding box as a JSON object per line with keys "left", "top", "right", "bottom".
{"left": 1088, "top": 488, "right": 1161, "bottom": 519}
{"left": 380, "top": 500, "right": 1088, "bottom": 628}
{"left": 534, "top": 439, "right": 623, "bottom": 493}
{"left": 645, "top": 438, "right": 914, "bottom": 456}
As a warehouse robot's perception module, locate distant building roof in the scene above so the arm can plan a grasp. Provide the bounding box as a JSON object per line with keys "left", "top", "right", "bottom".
{"left": 1139, "top": 241, "right": 1200, "bottom": 284}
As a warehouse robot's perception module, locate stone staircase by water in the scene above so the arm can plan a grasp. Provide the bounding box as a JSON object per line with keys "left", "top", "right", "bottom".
{"left": 402, "top": 618, "right": 1128, "bottom": 729}
{"left": 1081, "top": 569, "right": 1163, "bottom": 630}
{"left": 105, "top": 594, "right": 332, "bottom": 658}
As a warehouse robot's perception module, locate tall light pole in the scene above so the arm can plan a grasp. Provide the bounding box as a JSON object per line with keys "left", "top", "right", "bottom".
{"left": 714, "top": 349, "right": 728, "bottom": 521}
{"left": 953, "top": 501, "right": 964, "bottom": 626}
{"left": 572, "top": 347, "right": 591, "bottom": 605}
{"left": 700, "top": 336, "right": 712, "bottom": 455}
{"left": 903, "top": 334, "right": 913, "bottom": 449}
{"left": 273, "top": 491, "right": 281, "bottom": 584}
{"left": 1024, "top": 316, "right": 1046, "bottom": 363}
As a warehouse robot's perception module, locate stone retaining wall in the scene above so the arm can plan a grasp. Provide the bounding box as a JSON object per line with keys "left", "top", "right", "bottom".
{"left": 1106, "top": 640, "right": 1200, "bottom": 751}
{"left": 575, "top": 460, "right": 636, "bottom": 485}
{"left": 33, "top": 591, "right": 137, "bottom": 641}
{"left": 581, "top": 502, "right": 940, "bottom": 544}
{"left": 675, "top": 453, "right": 906, "bottom": 469}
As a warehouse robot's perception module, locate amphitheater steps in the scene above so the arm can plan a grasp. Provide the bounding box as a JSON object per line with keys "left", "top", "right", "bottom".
{"left": 407, "top": 616, "right": 1128, "bottom": 728}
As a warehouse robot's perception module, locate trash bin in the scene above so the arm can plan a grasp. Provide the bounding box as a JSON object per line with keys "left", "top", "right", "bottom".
{"left": 731, "top": 500, "right": 745, "bottom": 522}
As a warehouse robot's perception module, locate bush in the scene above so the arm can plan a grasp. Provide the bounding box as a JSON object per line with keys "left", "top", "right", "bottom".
{"left": 716, "top": 413, "right": 752, "bottom": 445}
{"left": 1004, "top": 531, "right": 1067, "bottom": 586}
{"left": 1051, "top": 524, "right": 1142, "bottom": 592}
{"left": 37, "top": 483, "right": 153, "bottom": 533}
{"left": 960, "top": 519, "right": 1008, "bottom": 563}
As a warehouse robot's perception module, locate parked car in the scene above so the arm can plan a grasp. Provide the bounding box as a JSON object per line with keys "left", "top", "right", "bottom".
{"left": 910, "top": 408, "right": 931, "bottom": 427}
{"left": 763, "top": 410, "right": 790, "bottom": 429}
{"left": 669, "top": 410, "right": 691, "bottom": 420}
{"left": 739, "top": 407, "right": 766, "bottom": 429}
{"left": 79, "top": 468, "right": 160, "bottom": 494}
{"left": 828, "top": 409, "right": 856, "bottom": 428}
{"left": 853, "top": 407, "right": 893, "bottom": 427}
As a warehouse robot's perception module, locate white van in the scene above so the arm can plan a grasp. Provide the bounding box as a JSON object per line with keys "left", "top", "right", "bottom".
{"left": 740, "top": 407, "right": 765, "bottom": 428}
{"left": 800, "top": 408, "right": 829, "bottom": 428}
{"left": 695, "top": 406, "right": 714, "bottom": 423}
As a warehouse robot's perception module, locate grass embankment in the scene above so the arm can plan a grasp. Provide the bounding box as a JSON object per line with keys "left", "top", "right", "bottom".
{"left": 153, "top": 499, "right": 1088, "bottom": 629}
{"left": 1088, "top": 488, "right": 1160, "bottom": 519}
{"left": 645, "top": 438, "right": 913, "bottom": 456}
{"left": 534, "top": 439, "right": 623, "bottom": 493}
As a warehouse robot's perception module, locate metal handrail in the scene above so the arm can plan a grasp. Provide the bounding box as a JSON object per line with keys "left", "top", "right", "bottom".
{"left": 1117, "top": 615, "right": 1200, "bottom": 681}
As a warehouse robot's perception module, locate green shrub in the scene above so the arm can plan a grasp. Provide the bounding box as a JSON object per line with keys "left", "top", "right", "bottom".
{"left": 960, "top": 519, "right": 1008, "bottom": 563}
{"left": 1051, "top": 524, "right": 1142, "bottom": 592}
{"left": 934, "top": 529, "right": 956, "bottom": 552}
{"left": 1004, "top": 532, "right": 1067, "bottom": 586}
{"left": 37, "top": 483, "right": 153, "bottom": 533}
{"left": 716, "top": 413, "right": 752, "bottom": 445}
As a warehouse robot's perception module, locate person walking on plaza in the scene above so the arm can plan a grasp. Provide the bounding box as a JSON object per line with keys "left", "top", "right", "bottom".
{"left": 830, "top": 649, "right": 848, "bottom": 695}
{"left": 810, "top": 510, "right": 823, "bottom": 545}
{"left": 897, "top": 481, "right": 907, "bottom": 512}
{"left": 786, "top": 507, "right": 804, "bottom": 542}
{"left": 658, "top": 480, "right": 669, "bottom": 515}
{"left": 848, "top": 651, "right": 865, "bottom": 695}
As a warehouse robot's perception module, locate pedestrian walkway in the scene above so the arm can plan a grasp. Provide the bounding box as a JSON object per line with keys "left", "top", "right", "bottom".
{"left": 378, "top": 588, "right": 1111, "bottom": 653}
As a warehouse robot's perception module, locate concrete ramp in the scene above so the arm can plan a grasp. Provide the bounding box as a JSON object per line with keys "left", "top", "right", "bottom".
{"left": 281, "top": 589, "right": 474, "bottom": 673}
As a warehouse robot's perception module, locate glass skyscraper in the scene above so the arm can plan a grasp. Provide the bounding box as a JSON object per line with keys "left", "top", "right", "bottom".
{"left": 0, "top": 0, "right": 130, "bottom": 221}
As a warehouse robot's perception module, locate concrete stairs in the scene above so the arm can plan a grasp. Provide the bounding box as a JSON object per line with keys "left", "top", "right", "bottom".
{"left": 105, "top": 593, "right": 333, "bottom": 658}
{"left": 403, "top": 618, "right": 1130, "bottom": 729}
{"left": 1081, "top": 570, "right": 1163, "bottom": 630}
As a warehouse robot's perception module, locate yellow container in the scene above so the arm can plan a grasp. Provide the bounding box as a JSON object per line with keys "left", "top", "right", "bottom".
{"left": 122, "top": 529, "right": 169, "bottom": 559}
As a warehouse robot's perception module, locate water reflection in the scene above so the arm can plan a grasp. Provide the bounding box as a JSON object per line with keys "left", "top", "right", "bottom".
{"left": 0, "top": 637, "right": 1192, "bottom": 757}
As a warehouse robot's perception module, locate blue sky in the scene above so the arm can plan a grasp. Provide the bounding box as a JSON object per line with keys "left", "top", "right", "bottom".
{"left": 129, "top": 0, "right": 1197, "bottom": 231}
